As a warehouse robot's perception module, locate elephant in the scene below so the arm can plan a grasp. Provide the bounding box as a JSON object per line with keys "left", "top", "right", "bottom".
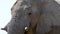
{"left": 1, "top": 0, "right": 60, "bottom": 34}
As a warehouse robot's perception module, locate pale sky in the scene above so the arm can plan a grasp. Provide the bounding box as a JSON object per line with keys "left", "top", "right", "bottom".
{"left": 0, "top": 0, "right": 60, "bottom": 34}
{"left": 0, "top": 0, "right": 16, "bottom": 34}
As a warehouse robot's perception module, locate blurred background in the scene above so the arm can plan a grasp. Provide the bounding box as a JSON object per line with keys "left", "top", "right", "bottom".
{"left": 0, "top": 0, "right": 60, "bottom": 34}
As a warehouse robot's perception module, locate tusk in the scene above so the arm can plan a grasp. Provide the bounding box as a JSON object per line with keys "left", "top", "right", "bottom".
{"left": 25, "top": 27, "right": 28, "bottom": 31}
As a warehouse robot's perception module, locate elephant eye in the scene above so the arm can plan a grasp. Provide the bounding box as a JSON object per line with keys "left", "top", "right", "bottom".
{"left": 28, "top": 13, "right": 32, "bottom": 16}
{"left": 15, "top": 16, "right": 17, "bottom": 17}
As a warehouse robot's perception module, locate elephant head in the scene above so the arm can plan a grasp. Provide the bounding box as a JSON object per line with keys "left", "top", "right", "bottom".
{"left": 2, "top": 0, "right": 59, "bottom": 34}
{"left": 1, "top": 0, "right": 40, "bottom": 34}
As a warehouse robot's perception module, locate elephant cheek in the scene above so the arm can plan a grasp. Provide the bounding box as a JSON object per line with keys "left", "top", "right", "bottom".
{"left": 7, "top": 28, "right": 25, "bottom": 34}
{"left": 6, "top": 24, "right": 25, "bottom": 34}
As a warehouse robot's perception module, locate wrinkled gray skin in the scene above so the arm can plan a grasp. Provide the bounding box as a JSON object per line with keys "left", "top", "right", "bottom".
{"left": 1, "top": 0, "right": 60, "bottom": 34}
